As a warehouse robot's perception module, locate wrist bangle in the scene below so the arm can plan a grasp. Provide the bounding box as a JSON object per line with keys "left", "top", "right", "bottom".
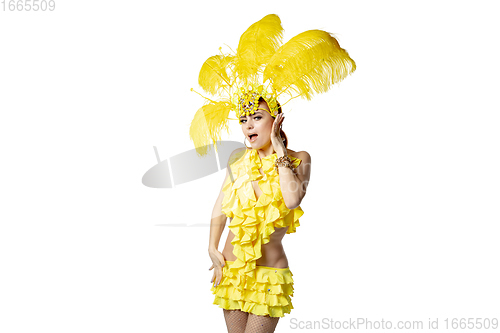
{"left": 275, "top": 155, "right": 294, "bottom": 174}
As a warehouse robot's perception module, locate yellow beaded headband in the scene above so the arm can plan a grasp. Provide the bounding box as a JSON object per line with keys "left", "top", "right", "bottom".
{"left": 236, "top": 85, "right": 280, "bottom": 119}
{"left": 189, "top": 14, "right": 356, "bottom": 156}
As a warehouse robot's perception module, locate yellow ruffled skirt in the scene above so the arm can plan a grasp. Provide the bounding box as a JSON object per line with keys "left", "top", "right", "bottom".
{"left": 211, "top": 260, "right": 294, "bottom": 317}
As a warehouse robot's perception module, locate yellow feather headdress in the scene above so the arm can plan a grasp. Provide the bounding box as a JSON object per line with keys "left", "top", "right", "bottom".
{"left": 190, "top": 14, "right": 356, "bottom": 156}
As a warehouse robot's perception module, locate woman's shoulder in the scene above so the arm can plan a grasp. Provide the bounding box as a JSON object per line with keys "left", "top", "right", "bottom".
{"left": 225, "top": 147, "right": 247, "bottom": 169}
{"left": 229, "top": 147, "right": 247, "bottom": 159}
{"left": 286, "top": 149, "right": 311, "bottom": 163}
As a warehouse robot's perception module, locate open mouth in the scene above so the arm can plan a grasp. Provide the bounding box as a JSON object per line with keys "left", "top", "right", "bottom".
{"left": 249, "top": 134, "right": 258, "bottom": 142}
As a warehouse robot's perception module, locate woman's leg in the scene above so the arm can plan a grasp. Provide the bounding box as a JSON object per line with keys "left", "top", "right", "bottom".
{"left": 244, "top": 313, "right": 280, "bottom": 333}
{"left": 223, "top": 309, "right": 249, "bottom": 333}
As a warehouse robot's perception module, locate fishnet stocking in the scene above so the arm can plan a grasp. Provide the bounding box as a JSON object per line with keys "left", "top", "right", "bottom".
{"left": 223, "top": 309, "right": 248, "bottom": 333}
{"left": 244, "top": 313, "right": 280, "bottom": 333}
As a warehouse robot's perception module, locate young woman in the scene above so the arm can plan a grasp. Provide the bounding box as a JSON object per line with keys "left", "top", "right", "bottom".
{"left": 188, "top": 13, "right": 354, "bottom": 333}
{"left": 208, "top": 97, "right": 311, "bottom": 332}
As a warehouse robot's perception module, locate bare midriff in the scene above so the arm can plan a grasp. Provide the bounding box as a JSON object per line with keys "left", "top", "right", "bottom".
{"left": 221, "top": 165, "right": 290, "bottom": 269}
{"left": 221, "top": 220, "right": 290, "bottom": 269}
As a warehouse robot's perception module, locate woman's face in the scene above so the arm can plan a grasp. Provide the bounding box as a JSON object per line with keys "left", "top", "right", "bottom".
{"left": 240, "top": 99, "right": 276, "bottom": 149}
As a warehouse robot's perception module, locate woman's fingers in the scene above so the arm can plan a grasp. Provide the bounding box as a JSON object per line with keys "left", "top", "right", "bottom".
{"left": 210, "top": 265, "right": 219, "bottom": 285}
{"left": 210, "top": 266, "right": 223, "bottom": 286}
{"left": 209, "top": 250, "right": 227, "bottom": 286}
{"left": 215, "top": 266, "right": 223, "bottom": 286}
{"left": 211, "top": 271, "right": 217, "bottom": 285}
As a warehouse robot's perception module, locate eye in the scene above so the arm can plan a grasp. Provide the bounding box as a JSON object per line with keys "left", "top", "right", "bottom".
{"left": 239, "top": 116, "right": 261, "bottom": 124}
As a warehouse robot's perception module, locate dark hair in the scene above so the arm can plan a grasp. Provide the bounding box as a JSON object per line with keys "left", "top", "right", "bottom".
{"left": 258, "top": 97, "right": 288, "bottom": 148}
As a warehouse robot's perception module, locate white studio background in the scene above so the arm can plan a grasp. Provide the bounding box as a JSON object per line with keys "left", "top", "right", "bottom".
{"left": 1, "top": 0, "right": 499, "bottom": 332}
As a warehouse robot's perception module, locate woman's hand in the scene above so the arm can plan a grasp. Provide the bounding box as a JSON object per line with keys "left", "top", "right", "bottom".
{"left": 271, "top": 113, "right": 286, "bottom": 155}
{"left": 208, "top": 248, "right": 226, "bottom": 287}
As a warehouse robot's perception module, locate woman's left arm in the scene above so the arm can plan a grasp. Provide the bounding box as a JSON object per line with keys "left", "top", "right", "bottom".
{"left": 276, "top": 150, "right": 311, "bottom": 210}
{"left": 271, "top": 113, "right": 312, "bottom": 210}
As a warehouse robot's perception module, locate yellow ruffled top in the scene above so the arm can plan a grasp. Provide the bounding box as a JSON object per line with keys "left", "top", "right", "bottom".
{"left": 221, "top": 148, "right": 304, "bottom": 287}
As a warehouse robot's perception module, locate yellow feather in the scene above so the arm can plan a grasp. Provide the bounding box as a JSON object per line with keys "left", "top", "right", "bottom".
{"left": 263, "top": 30, "right": 356, "bottom": 100}
{"left": 189, "top": 100, "right": 231, "bottom": 156}
{"left": 234, "top": 14, "right": 284, "bottom": 85}
{"left": 198, "top": 55, "right": 234, "bottom": 96}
